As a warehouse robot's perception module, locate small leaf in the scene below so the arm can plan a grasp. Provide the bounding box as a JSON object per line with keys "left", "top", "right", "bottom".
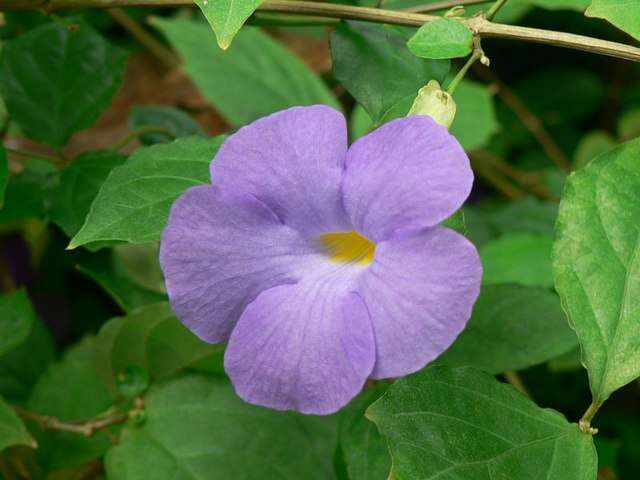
{"left": 451, "top": 80, "right": 499, "bottom": 151}
{"left": 480, "top": 233, "right": 554, "bottom": 287}
{"left": 331, "top": 21, "right": 449, "bottom": 124}
{"left": 128, "top": 105, "right": 205, "bottom": 145}
{"left": 195, "top": 0, "right": 264, "bottom": 49}
{"left": 0, "top": 396, "right": 35, "bottom": 451}
{"left": 69, "top": 136, "right": 223, "bottom": 249}
{"left": 0, "top": 145, "right": 8, "bottom": 208}
{"left": 586, "top": 0, "right": 640, "bottom": 41}
{"left": 367, "top": 366, "right": 597, "bottom": 480}
{"left": 27, "top": 337, "right": 113, "bottom": 470}
{"left": 338, "top": 385, "right": 390, "bottom": 480}
{"left": 0, "top": 315, "right": 55, "bottom": 403}
{"left": 75, "top": 250, "right": 167, "bottom": 312}
{"left": 116, "top": 365, "right": 150, "bottom": 398}
{"left": 0, "top": 158, "right": 56, "bottom": 224}
{"left": 154, "top": 19, "right": 339, "bottom": 126}
{"left": 94, "top": 303, "right": 223, "bottom": 395}
{"left": 574, "top": 131, "right": 616, "bottom": 169}
{"left": 49, "top": 150, "right": 127, "bottom": 238}
{"left": 407, "top": 18, "right": 473, "bottom": 60}
{"left": 105, "top": 374, "right": 338, "bottom": 480}
{"left": 0, "top": 19, "right": 127, "bottom": 148}
{"left": 437, "top": 284, "right": 578, "bottom": 374}
{"left": 553, "top": 137, "right": 640, "bottom": 403}
{"left": 0, "top": 290, "right": 36, "bottom": 357}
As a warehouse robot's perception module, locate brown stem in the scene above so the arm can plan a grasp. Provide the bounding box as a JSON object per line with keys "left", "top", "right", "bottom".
{"left": 403, "top": 0, "right": 491, "bottom": 13}
{"left": 470, "top": 153, "right": 524, "bottom": 199}
{"left": 13, "top": 406, "right": 128, "bottom": 437}
{"left": 2, "top": 0, "right": 639, "bottom": 62}
{"left": 473, "top": 65, "right": 573, "bottom": 173}
{"left": 107, "top": 8, "right": 179, "bottom": 69}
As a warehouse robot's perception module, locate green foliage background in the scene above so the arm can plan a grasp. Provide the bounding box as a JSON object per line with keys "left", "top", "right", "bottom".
{"left": 0, "top": 0, "right": 639, "bottom": 479}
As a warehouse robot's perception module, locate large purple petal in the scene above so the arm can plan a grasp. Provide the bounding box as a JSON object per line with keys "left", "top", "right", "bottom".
{"left": 159, "top": 185, "right": 321, "bottom": 344}
{"left": 342, "top": 116, "right": 473, "bottom": 242}
{"left": 224, "top": 274, "right": 375, "bottom": 414}
{"left": 211, "top": 105, "right": 350, "bottom": 236}
{"left": 357, "top": 227, "right": 481, "bottom": 379}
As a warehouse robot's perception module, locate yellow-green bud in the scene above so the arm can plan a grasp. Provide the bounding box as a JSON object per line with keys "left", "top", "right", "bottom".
{"left": 408, "top": 80, "right": 457, "bottom": 129}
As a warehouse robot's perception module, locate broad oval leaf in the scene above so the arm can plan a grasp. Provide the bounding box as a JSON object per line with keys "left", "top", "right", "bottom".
{"left": 0, "top": 290, "right": 36, "bottom": 357}
{"left": 586, "top": 0, "right": 640, "bottom": 41}
{"left": 553, "top": 137, "right": 640, "bottom": 403}
{"left": 450, "top": 80, "right": 499, "bottom": 151}
{"left": 154, "top": 18, "right": 339, "bottom": 126}
{"left": 331, "top": 21, "right": 449, "bottom": 124}
{"left": 94, "top": 303, "right": 222, "bottom": 396}
{"left": 195, "top": 0, "right": 264, "bottom": 49}
{"left": 407, "top": 18, "right": 474, "bottom": 60}
{"left": 27, "top": 337, "right": 113, "bottom": 470}
{"left": 437, "top": 284, "right": 578, "bottom": 374}
{"left": 0, "top": 395, "right": 35, "bottom": 452}
{"left": 367, "top": 366, "right": 597, "bottom": 480}
{"left": 0, "top": 19, "right": 127, "bottom": 148}
{"left": 480, "top": 233, "right": 554, "bottom": 287}
{"left": 128, "top": 105, "right": 205, "bottom": 145}
{"left": 49, "top": 150, "right": 127, "bottom": 238}
{"left": 105, "top": 374, "right": 338, "bottom": 480}
{"left": 69, "top": 136, "right": 224, "bottom": 249}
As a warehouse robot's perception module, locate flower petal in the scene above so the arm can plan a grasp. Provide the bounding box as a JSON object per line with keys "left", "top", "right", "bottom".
{"left": 211, "top": 105, "right": 350, "bottom": 236}
{"left": 343, "top": 116, "right": 473, "bottom": 242}
{"left": 356, "top": 227, "right": 481, "bottom": 379}
{"left": 159, "top": 185, "right": 320, "bottom": 343}
{"left": 224, "top": 276, "right": 375, "bottom": 414}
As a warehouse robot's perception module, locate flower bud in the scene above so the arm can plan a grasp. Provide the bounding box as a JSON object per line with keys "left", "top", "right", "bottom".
{"left": 408, "top": 80, "right": 457, "bottom": 129}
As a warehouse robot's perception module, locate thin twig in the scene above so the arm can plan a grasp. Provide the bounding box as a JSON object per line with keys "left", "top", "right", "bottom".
{"left": 108, "top": 8, "right": 180, "bottom": 68}
{"left": 473, "top": 65, "right": 573, "bottom": 173}
{"left": 579, "top": 400, "right": 602, "bottom": 434}
{"left": 404, "top": 0, "right": 491, "bottom": 14}
{"left": 470, "top": 153, "right": 524, "bottom": 199}
{"left": 504, "top": 370, "right": 531, "bottom": 398}
{"left": 485, "top": 0, "right": 508, "bottom": 20}
{"left": 4, "top": 146, "right": 61, "bottom": 163}
{"left": 2, "top": 0, "right": 640, "bottom": 62}
{"left": 13, "top": 406, "right": 128, "bottom": 437}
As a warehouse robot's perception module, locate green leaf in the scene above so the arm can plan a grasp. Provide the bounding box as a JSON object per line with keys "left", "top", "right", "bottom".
{"left": 27, "top": 337, "right": 113, "bottom": 470}
{"left": 528, "top": 0, "right": 589, "bottom": 10}
{"left": 0, "top": 158, "right": 56, "bottom": 224}
{"left": 75, "top": 250, "right": 167, "bottom": 312}
{"left": 49, "top": 150, "right": 127, "bottom": 238}
{"left": 367, "top": 366, "right": 597, "bottom": 480}
{"left": 0, "top": 396, "right": 35, "bottom": 452}
{"left": 69, "top": 136, "right": 223, "bottom": 249}
{"left": 0, "top": 315, "right": 55, "bottom": 403}
{"left": 574, "top": 131, "right": 616, "bottom": 169}
{"left": 0, "top": 290, "right": 37, "bottom": 357}
{"left": 488, "top": 197, "right": 558, "bottom": 238}
{"left": 331, "top": 21, "right": 449, "bottom": 124}
{"left": 94, "top": 303, "right": 222, "bottom": 395}
{"left": 553, "top": 137, "right": 640, "bottom": 403}
{"left": 586, "top": 0, "right": 640, "bottom": 40}
{"left": 105, "top": 374, "right": 337, "bottom": 480}
{"left": 154, "top": 19, "right": 339, "bottom": 126}
{"left": 114, "top": 243, "right": 165, "bottom": 293}
{"left": 128, "top": 105, "right": 205, "bottom": 145}
{"left": 0, "top": 19, "right": 127, "bottom": 148}
{"left": 0, "top": 145, "right": 8, "bottom": 208}
{"left": 480, "top": 233, "right": 554, "bottom": 287}
{"left": 451, "top": 80, "right": 499, "bottom": 151}
{"left": 617, "top": 108, "right": 640, "bottom": 141}
{"left": 437, "top": 284, "right": 578, "bottom": 374}
{"left": 338, "top": 385, "right": 390, "bottom": 480}
{"left": 195, "top": 0, "right": 264, "bottom": 50}
{"left": 407, "top": 18, "right": 473, "bottom": 60}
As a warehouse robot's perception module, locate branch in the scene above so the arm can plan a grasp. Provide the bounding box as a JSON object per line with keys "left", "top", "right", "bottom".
{"left": 13, "top": 406, "right": 128, "bottom": 437}
{"left": 404, "top": 0, "right": 491, "bottom": 14}
{"left": 1, "top": 0, "right": 639, "bottom": 62}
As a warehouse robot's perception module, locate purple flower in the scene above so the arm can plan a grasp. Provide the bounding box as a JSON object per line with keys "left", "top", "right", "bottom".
{"left": 160, "top": 105, "right": 482, "bottom": 414}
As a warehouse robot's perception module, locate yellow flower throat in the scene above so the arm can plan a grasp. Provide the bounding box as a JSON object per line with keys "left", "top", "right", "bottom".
{"left": 319, "top": 231, "right": 376, "bottom": 266}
